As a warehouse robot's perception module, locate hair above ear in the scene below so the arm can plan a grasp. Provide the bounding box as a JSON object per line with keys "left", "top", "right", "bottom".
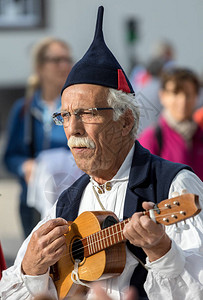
{"left": 107, "top": 88, "right": 140, "bottom": 139}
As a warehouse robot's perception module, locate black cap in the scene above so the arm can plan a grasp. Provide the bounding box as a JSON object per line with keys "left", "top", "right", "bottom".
{"left": 61, "top": 6, "right": 134, "bottom": 95}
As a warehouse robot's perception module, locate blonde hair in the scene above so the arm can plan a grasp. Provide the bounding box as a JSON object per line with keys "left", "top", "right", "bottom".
{"left": 25, "top": 37, "right": 71, "bottom": 100}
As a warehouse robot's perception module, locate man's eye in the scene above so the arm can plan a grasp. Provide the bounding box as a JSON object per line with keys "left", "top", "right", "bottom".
{"left": 82, "top": 111, "right": 93, "bottom": 115}
{"left": 61, "top": 113, "right": 69, "bottom": 118}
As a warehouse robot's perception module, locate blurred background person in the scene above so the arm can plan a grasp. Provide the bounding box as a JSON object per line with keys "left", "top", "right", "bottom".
{"left": 136, "top": 57, "right": 167, "bottom": 135}
{"left": 32, "top": 284, "right": 138, "bottom": 300}
{"left": 0, "top": 242, "right": 7, "bottom": 279}
{"left": 129, "top": 40, "right": 176, "bottom": 93}
{"left": 129, "top": 40, "right": 176, "bottom": 135}
{"left": 27, "top": 147, "right": 84, "bottom": 220}
{"left": 193, "top": 103, "right": 203, "bottom": 130}
{"left": 139, "top": 68, "right": 203, "bottom": 181}
{"left": 3, "top": 37, "right": 73, "bottom": 238}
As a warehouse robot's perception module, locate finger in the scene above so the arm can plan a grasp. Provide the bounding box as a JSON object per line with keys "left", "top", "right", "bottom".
{"left": 42, "top": 224, "right": 69, "bottom": 246}
{"left": 39, "top": 235, "right": 67, "bottom": 264}
{"left": 140, "top": 214, "right": 155, "bottom": 232}
{"left": 123, "top": 216, "right": 147, "bottom": 244}
{"left": 39, "top": 243, "right": 67, "bottom": 272}
{"left": 130, "top": 213, "right": 149, "bottom": 236}
{"left": 48, "top": 235, "right": 68, "bottom": 259}
{"left": 140, "top": 214, "right": 164, "bottom": 234}
{"left": 37, "top": 218, "right": 68, "bottom": 236}
{"left": 142, "top": 201, "right": 154, "bottom": 211}
{"left": 123, "top": 226, "right": 143, "bottom": 245}
{"left": 124, "top": 212, "right": 161, "bottom": 246}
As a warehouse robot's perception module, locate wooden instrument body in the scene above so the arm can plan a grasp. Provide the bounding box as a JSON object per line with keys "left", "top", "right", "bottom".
{"left": 54, "top": 211, "right": 126, "bottom": 299}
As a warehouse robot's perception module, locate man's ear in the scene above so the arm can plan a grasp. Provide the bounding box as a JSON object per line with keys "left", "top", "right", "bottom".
{"left": 122, "top": 109, "right": 134, "bottom": 136}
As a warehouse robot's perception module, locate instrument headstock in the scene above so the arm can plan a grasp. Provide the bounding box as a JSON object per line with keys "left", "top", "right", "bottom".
{"left": 153, "top": 193, "right": 201, "bottom": 226}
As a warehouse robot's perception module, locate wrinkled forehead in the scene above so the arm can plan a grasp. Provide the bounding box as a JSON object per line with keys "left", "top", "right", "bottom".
{"left": 61, "top": 84, "right": 109, "bottom": 110}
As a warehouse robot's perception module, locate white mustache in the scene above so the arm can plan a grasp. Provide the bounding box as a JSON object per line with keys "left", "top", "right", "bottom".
{"left": 68, "top": 136, "right": 95, "bottom": 149}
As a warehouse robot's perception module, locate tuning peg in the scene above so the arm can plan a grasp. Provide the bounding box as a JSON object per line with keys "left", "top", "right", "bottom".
{"left": 182, "top": 221, "right": 190, "bottom": 230}
{"left": 175, "top": 224, "right": 182, "bottom": 233}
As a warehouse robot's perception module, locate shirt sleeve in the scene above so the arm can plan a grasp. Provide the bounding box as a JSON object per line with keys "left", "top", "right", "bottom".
{"left": 0, "top": 204, "right": 59, "bottom": 300}
{"left": 144, "top": 170, "right": 203, "bottom": 300}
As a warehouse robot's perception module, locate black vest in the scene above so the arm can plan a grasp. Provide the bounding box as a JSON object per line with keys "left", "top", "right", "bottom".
{"left": 56, "top": 141, "right": 192, "bottom": 299}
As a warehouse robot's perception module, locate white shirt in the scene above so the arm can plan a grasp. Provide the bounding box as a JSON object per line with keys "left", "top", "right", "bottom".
{"left": 78, "top": 145, "right": 138, "bottom": 299}
{"left": 1, "top": 158, "right": 203, "bottom": 299}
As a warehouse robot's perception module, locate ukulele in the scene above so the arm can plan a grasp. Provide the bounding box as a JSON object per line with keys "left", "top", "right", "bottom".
{"left": 51, "top": 193, "right": 201, "bottom": 299}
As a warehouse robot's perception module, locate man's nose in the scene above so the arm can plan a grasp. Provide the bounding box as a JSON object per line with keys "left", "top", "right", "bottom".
{"left": 65, "top": 115, "right": 85, "bottom": 137}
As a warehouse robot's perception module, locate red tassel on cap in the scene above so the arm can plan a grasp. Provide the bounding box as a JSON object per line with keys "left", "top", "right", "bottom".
{"left": 118, "top": 69, "right": 131, "bottom": 93}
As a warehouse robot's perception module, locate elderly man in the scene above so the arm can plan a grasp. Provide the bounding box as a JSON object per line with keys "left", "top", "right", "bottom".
{"left": 1, "top": 6, "right": 203, "bottom": 300}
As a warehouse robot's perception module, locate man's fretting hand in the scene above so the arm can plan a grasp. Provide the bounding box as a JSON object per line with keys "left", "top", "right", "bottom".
{"left": 123, "top": 202, "right": 171, "bottom": 262}
{"left": 22, "top": 218, "right": 69, "bottom": 275}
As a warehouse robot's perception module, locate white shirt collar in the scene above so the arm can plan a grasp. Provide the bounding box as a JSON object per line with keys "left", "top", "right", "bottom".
{"left": 90, "top": 144, "right": 135, "bottom": 189}
{"left": 113, "top": 144, "right": 135, "bottom": 180}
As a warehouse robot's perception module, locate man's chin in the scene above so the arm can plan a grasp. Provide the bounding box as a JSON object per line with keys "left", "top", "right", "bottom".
{"left": 71, "top": 148, "right": 94, "bottom": 167}
{"left": 74, "top": 161, "right": 93, "bottom": 174}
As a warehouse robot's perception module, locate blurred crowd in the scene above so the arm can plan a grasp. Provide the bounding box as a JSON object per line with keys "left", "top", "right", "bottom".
{"left": 130, "top": 40, "right": 203, "bottom": 182}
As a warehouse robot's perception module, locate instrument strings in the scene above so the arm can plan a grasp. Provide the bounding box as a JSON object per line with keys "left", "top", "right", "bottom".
{"left": 60, "top": 205, "right": 184, "bottom": 260}
{"left": 61, "top": 226, "right": 126, "bottom": 259}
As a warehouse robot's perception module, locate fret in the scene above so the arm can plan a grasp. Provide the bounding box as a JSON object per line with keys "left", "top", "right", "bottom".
{"left": 111, "top": 226, "right": 116, "bottom": 244}
{"left": 95, "top": 232, "right": 100, "bottom": 252}
{"left": 114, "top": 224, "right": 119, "bottom": 244}
{"left": 105, "top": 228, "right": 109, "bottom": 247}
{"left": 120, "top": 227, "right": 124, "bottom": 240}
{"left": 98, "top": 230, "right": 103, "bottom": 250}
{"left": 86, "top": 236, "right": 90, "bottom": 256}
{"left": 120, "top": 222, "right": 124, "bottom": 239}
{"left": 82, "top": 237, "right": 89, "bottom": 257}
{"left": 90, "top": 235, "right": 94, "bottom": 255}
{"left": 107, "top": 227, "right": 112, "bottom": 246}
{"left": 89, "top": 234, "right": 94, "bottom": 254}
{"left": 87, "top": 235, "right": 92, "bottom": 255}
{"left": 118, "top": 223, "right": 122, "bottom": 242}
{"left": 85, "top": 218, "right": 131, "bottom": 257}
{"left": 93, "top": 233, "right": 97, "bottom": 253}
{"left": 101, "top": 230, "right": 106, "bottom": 248}
{"left": 92, "top": 233, "right": 96, "bottom": 253}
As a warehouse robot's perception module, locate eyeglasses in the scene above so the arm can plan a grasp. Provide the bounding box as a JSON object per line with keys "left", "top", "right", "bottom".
{"left": 43, "top": 56, "right": 73, "bottom": 64}
{"left": 53, "top": 107, "right": 113, "bottom": 126}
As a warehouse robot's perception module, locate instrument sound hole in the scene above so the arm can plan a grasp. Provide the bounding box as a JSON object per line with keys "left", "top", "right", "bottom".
{"left": 72, "top": 238, "right": 84, "bottom": 262}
